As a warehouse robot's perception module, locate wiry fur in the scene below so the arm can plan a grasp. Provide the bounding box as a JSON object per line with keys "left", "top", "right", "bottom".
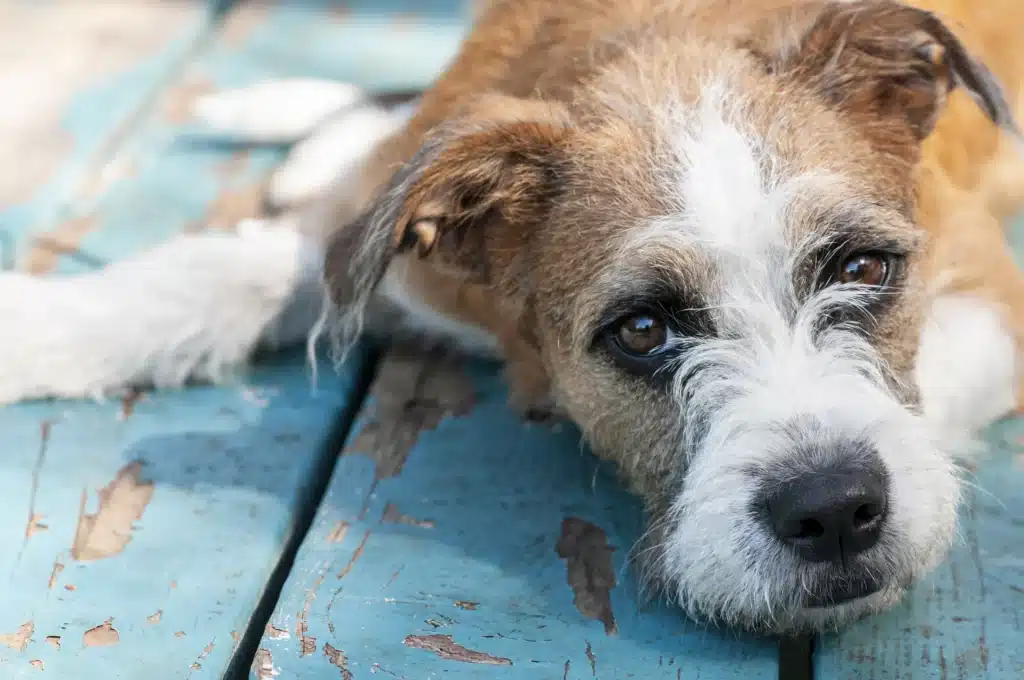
{"left": 1, "top": 0, "right": 1022, "bottom": 634}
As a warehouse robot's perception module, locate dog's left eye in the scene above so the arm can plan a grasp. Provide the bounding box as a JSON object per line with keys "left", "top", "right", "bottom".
{"left": 837, "top": 252, "right": 891, "bottom": 287}
{"left": 604, "top": 312, "right": 678, "bottom": 374}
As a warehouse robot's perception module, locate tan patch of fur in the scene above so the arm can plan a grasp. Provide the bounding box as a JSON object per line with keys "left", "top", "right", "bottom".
{"left": 324, "top": 0, "right": 1024, "bottom": 434}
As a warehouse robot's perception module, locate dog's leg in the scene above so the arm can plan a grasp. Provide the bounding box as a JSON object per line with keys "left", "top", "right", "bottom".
{"left": 0, "top": 218, "right": 324, "bottom": 405}
{"left": 915, "top": 199, "right": 1024, "bottom": 451}
{"left": 193, "top": 78, "right": 366, "bottom": 143}
{"left": 265, "top": 99, "right": 418, "bottom": 213}
{"left": 916, "top": 293, "right": 1020, "bottom": 452}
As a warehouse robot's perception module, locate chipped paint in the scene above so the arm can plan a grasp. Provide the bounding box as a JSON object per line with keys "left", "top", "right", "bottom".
{"left": 382, "top": 503, "right": 435, "bottom": 529}
{"left": 25, "top": 216, "right": 99, "bottom": 274}
{"left": 146, "top": 610, "right": 162, "bottom": 625}
{"left": 0, "top": 622, "right": 34, "bottom": 651}
{"left": 323, "top": 643, "right": 353, "bottom": 680}
{"left": 265, "top": 624, "right": 289, "bottom": 640}
{"left": 454, "top": 601, "right": 479, "bottom": 611}
{"left": 252, "top": 648, "right": 278, "bottom": 679}
{"left": 344, "top": 348, "right": 475, "bottom": 479}
{"left": 82, "top": 619, "right": 119, "bottom": 647}
{"left": 47, "top": 561, "right": 64, "bottom": 590}
{"left": 44, "top": 636, "right": 60, "bottom": 651}
{"left": 404, "top": 634, "right": 512, "bottom": 666}
{"left": 164, "top": 78, "right": 213, "bottom": 124}
{"left": 190, "top": 663, "right": 201, "bottom": 670}
{"left": 16, "top": 422, "right": 52, "bottom": 567}
{"left": 556, "top": 517, "right": 618, "bottom": 635}
{"left": 71, "top": 462, "right": 154, "bottom": 561}
{"left": 586, "top": 640, "right": 597, "bottom": 675}
{"left": 337, "top": 531, "right": 370, "bottom": 579}
{"left": 297, "top": 573, "right": 324, "bottom": 657}
{"left": 200, "top": 641, "right": 214, "bottom": 659}
{"left": 425, "top": 614, "right": 455, "bottom": 629}
{"left": 220, "top": 2, "right": 272, "bottom": 47}
{"left": 299, "top": 634, "right": 317, "bottom": 657}
{"left": 63, "top": 584, "right": 76, "bottom": 592}
{"left": 325, "top": 521, "right": 350, "bottom": 544}
{"left": 174, "top": 631, "right": 186, "bottom": 638}
{"left": 25, "top": 513, "right": 48, "bottom": 538}
{"left": 29, "top": 660, "right": 43, "bottom": 670}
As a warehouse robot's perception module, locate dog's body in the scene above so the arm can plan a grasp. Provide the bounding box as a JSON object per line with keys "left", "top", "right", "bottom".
{"left": 3, "top": 0, "right": 1023, "bottom": 633}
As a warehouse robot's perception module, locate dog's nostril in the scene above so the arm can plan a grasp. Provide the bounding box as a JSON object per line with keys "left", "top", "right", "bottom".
{"left": 796, "top": 518, "right": 825, "bottom": 540}
{"left": 853, "top": 502, "right": 885, "bottom": 530}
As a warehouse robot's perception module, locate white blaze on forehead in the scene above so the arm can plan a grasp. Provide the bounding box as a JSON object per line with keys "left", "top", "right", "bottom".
{"left": 624, "top": 79, "right": 839, "bottom": 276}
{"left": 675, "top": 82, "right": 780, "bottom": 256}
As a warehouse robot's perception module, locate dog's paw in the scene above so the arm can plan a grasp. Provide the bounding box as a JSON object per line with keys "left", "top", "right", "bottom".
{"left": 916, "top": 294, "right": 1020, "bottom": 448}
{"left": 192, "top": 78, "right": 366, "bottom": 143}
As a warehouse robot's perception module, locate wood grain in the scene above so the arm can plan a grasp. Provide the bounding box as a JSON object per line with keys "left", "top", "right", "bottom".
{"left": 258, "top": 352, "right": 782, "bottom": 679}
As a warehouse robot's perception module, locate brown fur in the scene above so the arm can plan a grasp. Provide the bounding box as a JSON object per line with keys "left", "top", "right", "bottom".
{"left": 325, "top": 0, "right": 1023, "bottom": 416}
{"left": 319, "top": 0, "right": 1024, "bottom": 629}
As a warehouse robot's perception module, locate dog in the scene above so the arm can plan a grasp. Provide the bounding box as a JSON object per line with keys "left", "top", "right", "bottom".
{"left": 2, "top": 0, "right": 1023, "bottom": 633}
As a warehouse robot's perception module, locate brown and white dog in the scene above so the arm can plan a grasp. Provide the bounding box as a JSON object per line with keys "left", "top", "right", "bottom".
{"left": 3, "top": 0, "right": 1023, "bottom": 633}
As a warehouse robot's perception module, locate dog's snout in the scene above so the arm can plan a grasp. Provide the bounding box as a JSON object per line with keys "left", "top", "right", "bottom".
{"left": 766, "top": 462, "right": 889, "bottom": 564}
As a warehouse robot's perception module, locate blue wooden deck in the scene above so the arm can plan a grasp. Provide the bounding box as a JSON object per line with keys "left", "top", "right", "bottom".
{"left": 0, "top": 1, "right": 1020, "bottom": 679}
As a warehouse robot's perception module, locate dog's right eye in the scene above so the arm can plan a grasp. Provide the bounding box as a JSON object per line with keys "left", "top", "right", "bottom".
{"left": 603, "top": 312, "right": 678, "bottom": 375}
{"left": 616, "top": 314, "right": 669, "bottom": 354}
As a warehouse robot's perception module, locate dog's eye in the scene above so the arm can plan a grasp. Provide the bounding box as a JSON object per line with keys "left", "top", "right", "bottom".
{"left": 616, "top": 314, "right": 669, "bottom": 355}
{"left": 603, "top": 312, "right": 679, "bottom": 376}
{"left": 837, "top": 252, "right": 890, "bottom": 287}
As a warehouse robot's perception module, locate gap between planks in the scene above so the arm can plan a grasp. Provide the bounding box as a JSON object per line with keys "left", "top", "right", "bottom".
{"left": 224, "top": 345, "right": 383, "bottom": 679}
{"left": 778, "top": 635, "right": 814, "bottom": 680}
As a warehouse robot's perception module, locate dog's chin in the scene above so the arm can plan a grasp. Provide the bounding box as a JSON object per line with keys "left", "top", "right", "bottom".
{"left": 776, "top": 587, "right": 904, "bottom": 634}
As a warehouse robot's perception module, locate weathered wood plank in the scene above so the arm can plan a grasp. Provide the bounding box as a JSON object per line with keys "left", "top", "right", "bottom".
{"left": 0, "top": 2, "right": 378, "bottom": 678}
{"left": 258, "top": 350, "right": 781, "bottom": 679}
{"left": 39, "top": 0, "right": 471, "bottom": 276}
{"left": 816, "top": 217, "right": 1024, "bottom": 679}
{"left": 0, "top": 349, "right": 372, "bottom": 679}
{"left": 0, "top": 0, "right": 216, "bottom": 270}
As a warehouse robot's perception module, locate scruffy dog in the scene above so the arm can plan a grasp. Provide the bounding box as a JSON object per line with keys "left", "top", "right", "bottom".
{"left": 3, "top": 0, "right": 1023, "bottom": 633}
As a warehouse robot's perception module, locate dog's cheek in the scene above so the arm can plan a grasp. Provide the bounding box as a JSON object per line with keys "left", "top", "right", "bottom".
{"left": 550, "top": 356, "right": 686, "bottom": 496}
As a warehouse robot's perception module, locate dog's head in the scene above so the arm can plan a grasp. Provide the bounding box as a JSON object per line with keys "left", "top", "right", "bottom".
{"left": 324, "top": 0, "right": 1019, "bottom": 631}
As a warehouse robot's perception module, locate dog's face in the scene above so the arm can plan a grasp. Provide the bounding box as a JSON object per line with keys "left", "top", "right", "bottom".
{"left": 325, "top": 0, "right": 1019, "bottom": 632}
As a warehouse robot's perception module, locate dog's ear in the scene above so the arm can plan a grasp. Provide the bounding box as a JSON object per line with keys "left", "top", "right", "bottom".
{"left": 771, "top": 1, "right": 1019, "bottom": 143}
{"left": 323, "top": 95, "right": 571, "bottom": 319}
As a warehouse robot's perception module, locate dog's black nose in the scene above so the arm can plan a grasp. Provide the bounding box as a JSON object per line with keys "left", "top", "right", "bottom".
{"left": 766, "top": 463, "right": 889, "bottom": 564}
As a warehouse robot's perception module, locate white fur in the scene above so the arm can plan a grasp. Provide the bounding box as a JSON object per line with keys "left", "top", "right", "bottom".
{"left": 618, "top": 82, "right": 961, "bottom": 630}
{"left": 0, "top": 81, "right": 460, "bottom": 406}
{"left": 192, "top": 78, "right": 366, "bottom": 143}
{"left": 916, "top": 293, "right": 1019, "bottom": 449}
{"left": 267, "top": 101, "right": 418, "bottom": 210}
{"left": 0, "top": 220, "right": 323, "bottom": 405}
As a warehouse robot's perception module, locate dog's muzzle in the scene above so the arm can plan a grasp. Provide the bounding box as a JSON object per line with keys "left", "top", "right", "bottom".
{"left": 755, "top": 449, "right": 891, "bottom": 606}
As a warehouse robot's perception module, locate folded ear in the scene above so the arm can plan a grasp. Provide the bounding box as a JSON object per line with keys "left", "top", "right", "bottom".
{"left": 774, "top": 0, "right": 1020, "bottom": 143}
{"left": 323, "top": 95, "right": 571, "bottom": 328}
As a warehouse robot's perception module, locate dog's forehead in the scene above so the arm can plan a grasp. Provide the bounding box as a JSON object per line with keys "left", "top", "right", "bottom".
{"left": 560, "top": 75, "right": 919, "bottom": 335}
